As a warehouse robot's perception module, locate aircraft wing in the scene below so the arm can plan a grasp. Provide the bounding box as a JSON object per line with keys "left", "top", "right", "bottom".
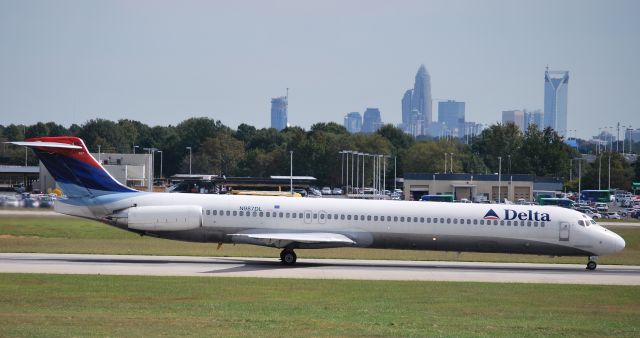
{"left": 229, "top": 232, "right": 356, "bottom": 246}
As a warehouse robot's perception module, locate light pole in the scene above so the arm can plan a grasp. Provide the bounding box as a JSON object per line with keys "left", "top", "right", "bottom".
{"left": 383, "top": 155, "right": 387, "bottom": 196}
{"left": 156, "top": 150, "right": 163, "bottom": 180}
{"left": 497, "top": 156, "right": 502, "bottom": 203}
{"left": 393, "top": 156, "right": 397, "bottom": 191}
{"left": 444, "top": 153, "right": 447, "bottom": 173}
{"left": 362, "top": 153, "right": 367, "bottom": 195}
{"left": 186, "top": 147, "right": 192, "bottom": 175}
{"left": 449, "top": 153, "right": 454, "bottom": 173}
{"left": 508, "top": 154, "right": 512, "bottom": 175}
{"left": 290, "top": 151, "right": 293, "bottom": 196}
{"left": 339, "top": 151, "right": 345, "bottom": 187}
{"left": 598, "top": 151, "right": 602, "bottom": 190}
{"left": 97, "top": 145, "right": 101, "bottom": 163}
{"left": 143, "top": 147, "right": 158, "bottom": 191}
{"left": 574, "top": 158, "right": 585, "bottom": 203}
{"left": 355, "top": 153, "right": 360, "bottom": 193}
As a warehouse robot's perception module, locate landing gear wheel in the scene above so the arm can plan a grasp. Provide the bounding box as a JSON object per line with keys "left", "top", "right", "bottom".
{"left": 586, "top": 261, "right": 597, "bottom": 270}
{"left": 280, "top": 249, "right": 297, "bottom": 265}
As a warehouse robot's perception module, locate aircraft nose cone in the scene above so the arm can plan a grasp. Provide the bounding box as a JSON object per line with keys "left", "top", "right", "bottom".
{"left": 613, "top": 233, "right": 626, "bottom": 253}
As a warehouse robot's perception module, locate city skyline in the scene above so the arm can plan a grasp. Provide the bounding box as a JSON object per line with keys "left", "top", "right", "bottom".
{"left": 1, "top": 0, "right": 638, "bottom": 139}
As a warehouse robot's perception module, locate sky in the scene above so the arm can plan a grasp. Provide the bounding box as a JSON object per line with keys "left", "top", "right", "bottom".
{"left": 1, "top": 0, "right": 639, "bottom": 139}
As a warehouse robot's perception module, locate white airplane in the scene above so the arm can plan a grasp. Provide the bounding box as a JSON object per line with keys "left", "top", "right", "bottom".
{"left": 11, "top": 137, "right": 625, "bottom": 270}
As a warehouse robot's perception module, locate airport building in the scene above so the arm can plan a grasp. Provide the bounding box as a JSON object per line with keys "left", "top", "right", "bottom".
{"left": 403, "top": 173, "right": 562, "bottom": 202}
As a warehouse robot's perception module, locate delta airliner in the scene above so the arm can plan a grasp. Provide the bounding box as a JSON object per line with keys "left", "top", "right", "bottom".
{"left": 10, "top": 137, "right": 625, "bottom": 270}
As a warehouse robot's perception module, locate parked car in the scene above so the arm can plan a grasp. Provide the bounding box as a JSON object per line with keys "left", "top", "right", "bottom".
{"left": 603, "top": 212, "right": 621, "bottom": 219}
{"left": 22, "top": 197, "right": 38, "bottom": 208}
{"left": 293, "top": 189, "right": 308, "bottom": 197}
{"left": 577, "top": 208, "right": 602, "bottom": 219}
{"left": 321, "top": 187, "right": 332, "bottom": 195}
{"left": 4, "top": 196, "right": 20, "bottom": 208}
{"left": 38, "top": 196, "right": 54, "bottom": 208}
{"left": 332, "top": 187, "right": 343, "bottom": 195}
{"left": 594, "top": 203, "right": 609, "bottom": 212}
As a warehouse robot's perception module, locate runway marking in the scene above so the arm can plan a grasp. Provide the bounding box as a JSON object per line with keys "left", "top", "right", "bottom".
{"left": 1, "top": 253, "right": 639, "bottom": 285}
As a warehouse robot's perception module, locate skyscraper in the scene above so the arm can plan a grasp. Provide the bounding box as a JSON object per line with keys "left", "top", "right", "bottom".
{"left": 362, "top": 108, "right": 383, "bottom": 133}
{"left": 270, "top": 96, "right": 288, "bottom": 131}
{"left": 524, "top": 109, "right": 544, "bottom": 131}
{"left": 411, "top": 65, "right": 432, "bottom": 131}
{"left": 543, "top": 68, "right": 569, "bottom": 136}
{"left": 502, "top": 110, "right": 525, "bottom": 131}
{"left": 400, "top": 65, "right": 433, "bottom": 136}
{"left": 438, "top": 100, "right": 465, "bottom": 137}
{"left": 401, "top": 89, "right": 413, "bottom": 127}
{"left": 343, "top": 112, "right": 362, "bottom": 133}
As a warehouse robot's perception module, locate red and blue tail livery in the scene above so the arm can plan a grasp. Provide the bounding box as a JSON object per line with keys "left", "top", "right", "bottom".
{"left": 11, "top": 137, "right": 139, "bottom": 197}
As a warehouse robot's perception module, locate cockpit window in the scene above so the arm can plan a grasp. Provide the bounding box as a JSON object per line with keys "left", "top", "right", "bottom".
{"left": 578, "top": 220, "right": 585, "bottom": 226}
{"left": 590, "top": 220, "right": 596, "bottom": 225}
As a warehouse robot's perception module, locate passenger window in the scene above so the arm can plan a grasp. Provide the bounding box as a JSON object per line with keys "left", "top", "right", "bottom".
{"left": 394, "top": 216, "right": 398, "bottom": 222}
{"left": 292, "top": 213, "right": 297, "bottom": 219}
{"left": 252, "top": 212, "right": 257, "bottom": 217}
{"left": 238, "top": 211, "right": 242, "bottom": 216}
{"left": 347, "top": 215, "right": 351, "bottom": 220}
{"left": 493, "top": 220, "right": 498, "bottom": 225}
{"left": 226, "top": 211, "right": 230, "bottom": 216}
{"left": 527, "top": 221, "right": 531, "bottom": 227}
{"left": 360, "top": 215, "right": 364, "bottom": 220}
{"left": 500, "top": 220, "right": 504, "bottom": 226}
{"left": 341, "top": 214, "right": 345, "bottom": 220}
{"left": 440, "top": 218, "right": 445, "bottom": 223}
{"left": 374, "top": 216, "right": 378, "bottom": 221}
{"left": 541, "top": 222, "right": 545, "bottom": 227}
{"left": 286, "top": 213, "right": 290, "bottom": 218}
{"left": 279, "top": 212, "right": 284, "bottom": 218}
{"left": 453, "top": 219, "right": 457, "bottom": 224}
{"left": 367, "top": 216, "right": 371, "bottom": 221}
{"left": 426, "top": 218, "right": 431, "bottom": 223}
{"left": 447, "top": 218, "right": 451, "bottom": 224}
{"left": 354, "top": 215, "right": 359, "bottom": 221}
{"left": 473, "top": 219, "right": 478, "bottom": 225}
{"left": 299, "top": 213, "right": 303, "bottom": 218}
{"left": 334, "top": 214, "right": 338, "bottom": 219}
{"left": 213, "top": 210, "right": 218, "bottom": 216}
{"left": 387, "top": 216, "right": 392, "bottom": 222}
{"left": 247, "top": 212, "right": 251, "bottom": 217}
{"left": 480, "top": 220, "right": 484, "bottom": 225}
{"left": 534, "top": 221, "right": 538, "bottom": 227}
{"left": 320, "top": 214, "right": 325, "bottom": 219}
{"left": 420, "top": 217, "right": 424, "bottom": 223}
{"left": 313, "top": 213, "right": 317, "bottom": 219}
{"left": 407, "top": 217, "right": 411, "bottom": 223}
{"left": 206, "top": 210, "right": 210, "bottom": 215}
{"left": 327, "top": 214, "right": 331, "bottom": 220}
{"left": 259, "top": 212, "right": 263, "bottom": 217}
{"left": 414, "top": 217, "right": 418, "bottom": 223}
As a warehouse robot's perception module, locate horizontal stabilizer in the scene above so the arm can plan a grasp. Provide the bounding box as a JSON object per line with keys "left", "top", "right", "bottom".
{"left": 229, "top": 232, "right": 356, "bottom": 244}
{"left": 8, "top": 141, "right": 82, "bottom": 149}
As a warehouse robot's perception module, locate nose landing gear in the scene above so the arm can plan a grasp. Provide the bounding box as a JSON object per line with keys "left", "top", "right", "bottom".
{"left": 586, "top": 256, "right": 598, "bottom": 270}
{"left": 280, "top": 248, "right": 297, "bottom": 265}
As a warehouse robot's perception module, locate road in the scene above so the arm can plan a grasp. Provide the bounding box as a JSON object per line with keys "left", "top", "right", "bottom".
{"left": 1, "top": 253, "right": 639, "bottom": 285}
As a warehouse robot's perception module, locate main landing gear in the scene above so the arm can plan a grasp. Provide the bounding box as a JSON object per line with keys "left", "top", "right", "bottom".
{"left": 280, "top": 248, "right": 297, "bottom": 265}
{"left": 586, "top": 256, "right": 598, "bottom": 270}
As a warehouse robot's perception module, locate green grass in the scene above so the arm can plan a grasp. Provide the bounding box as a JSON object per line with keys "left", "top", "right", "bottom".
{"left": 1, "top": 215, "right": 639, "bottom": 265}
{"left": 0, "top": 273, "right": 638, "bottom": 337}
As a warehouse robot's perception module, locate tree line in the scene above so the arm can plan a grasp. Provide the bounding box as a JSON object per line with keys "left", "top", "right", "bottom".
{"left": 1, "top": 118, "right": 638, "bottom": 190}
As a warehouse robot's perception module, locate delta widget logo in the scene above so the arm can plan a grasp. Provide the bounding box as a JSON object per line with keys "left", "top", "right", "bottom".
{"left": 483, "top": 209, "right": 500, "bottom": 220}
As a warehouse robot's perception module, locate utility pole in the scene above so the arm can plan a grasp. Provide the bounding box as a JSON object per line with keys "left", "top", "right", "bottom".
{"left": 497, "top": 156, "right": 502, "bottom": 203}
{"left": 290, "top": 151, "right": 293, "bottom": 196}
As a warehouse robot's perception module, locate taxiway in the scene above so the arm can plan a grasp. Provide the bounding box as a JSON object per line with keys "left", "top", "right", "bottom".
{"left": 1, "top": 253, "right": 639, "bottom": 285}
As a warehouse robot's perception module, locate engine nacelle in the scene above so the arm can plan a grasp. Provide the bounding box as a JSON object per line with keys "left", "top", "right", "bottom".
{"left": 125, "top": 205, "right": 203, "bottom": 231}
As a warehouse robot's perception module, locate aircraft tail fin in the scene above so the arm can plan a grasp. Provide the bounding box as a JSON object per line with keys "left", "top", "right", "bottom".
{"left": 9, "top": 137, "right": 139, "bottom": 197}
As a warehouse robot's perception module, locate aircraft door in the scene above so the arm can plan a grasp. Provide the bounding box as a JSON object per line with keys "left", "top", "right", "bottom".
{"left": 303, "top": 210, "right": 312, "bottom": 224}
{"left": 559, "top": 222, "right": 570, "bottom": 241}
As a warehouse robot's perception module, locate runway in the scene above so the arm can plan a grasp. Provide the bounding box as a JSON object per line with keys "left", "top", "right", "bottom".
{"left": 1, "top": 253, "right": 639, "bottom": 285}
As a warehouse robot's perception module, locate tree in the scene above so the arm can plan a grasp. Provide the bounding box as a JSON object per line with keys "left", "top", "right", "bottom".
{"left": 471, "top": 123, "right": 523, "bottom": 173}
{"left": 201, "top": 133, "right": 245, "bottom": 175}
